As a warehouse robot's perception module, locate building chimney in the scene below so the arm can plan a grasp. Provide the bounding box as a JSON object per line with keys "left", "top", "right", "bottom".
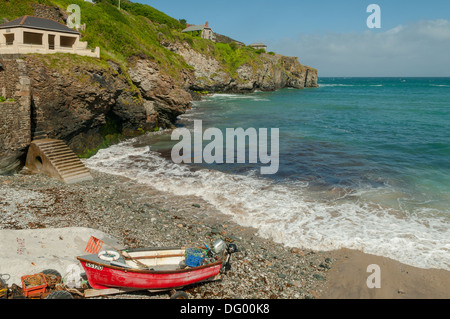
{"left": 205, "top": 21, "right": 209, "bottom": 28}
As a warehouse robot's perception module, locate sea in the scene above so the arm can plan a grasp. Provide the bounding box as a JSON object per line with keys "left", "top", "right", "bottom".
{"left": 84, "top": 77, "right": 450, "bottom": 270}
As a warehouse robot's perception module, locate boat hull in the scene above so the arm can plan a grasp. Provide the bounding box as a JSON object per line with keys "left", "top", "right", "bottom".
{"left": 77, "top": 257, "right": 223, "bottom": 290}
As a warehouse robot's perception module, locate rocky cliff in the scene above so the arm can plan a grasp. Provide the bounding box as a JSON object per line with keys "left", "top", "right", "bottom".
{"left": 0, "top": 2, "right": 318, "bottom": 175}
{"left": 164, "top": 41, "right": 318, "bottom": 93}
{"left": 0, "top": 48, "right": 318, "bottom": 174}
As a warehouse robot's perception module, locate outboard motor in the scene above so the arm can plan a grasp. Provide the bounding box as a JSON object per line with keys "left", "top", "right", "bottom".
{"left": 223, "top": 243, "right": 238, "bottom": 273}
{"left": 207, "top": 239, "right": 238, "bottom": 273}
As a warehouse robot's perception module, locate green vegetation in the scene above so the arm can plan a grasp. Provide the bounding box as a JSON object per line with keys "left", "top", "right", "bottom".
{"left": 0, "top": 96, "right": 15, "bottom": 103}
{"left": 78, "top": 133, "right": 122, "bottom": 158}
{"left": 118, "top": 0, "right": 184, "bottom": 30}
{"left": 180, "top": 35, "right": 265, "bottom": 77}
{"left": 79, "top": 114, "right": 124, "bottom": 158}
{"left": 0, "top": 0, "right": 272, "bottom": 79}
{"left": 194, "top": 90, "right": 210, "bottom": 95}
{"left": 31, "top": 52, "right": 110, "bottom": 71}
{"left": 26, "top": 0, "right": 190, "bottom": 79}
{"left": 0, "top": 0, "right": 53, "bottom": 20}
{"left": 0, "top": 0, "right": 282, "bottom": 155}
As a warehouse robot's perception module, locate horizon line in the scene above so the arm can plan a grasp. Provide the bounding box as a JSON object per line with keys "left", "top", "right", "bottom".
{"left": 318, "top": 76, "right": 450, "bottom": 78}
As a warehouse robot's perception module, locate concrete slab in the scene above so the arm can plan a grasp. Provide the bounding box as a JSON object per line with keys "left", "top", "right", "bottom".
{"left": 0, "top": 227, "right": 123, "bottom": 286}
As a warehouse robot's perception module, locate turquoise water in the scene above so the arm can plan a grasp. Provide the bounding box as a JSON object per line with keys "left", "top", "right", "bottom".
{"left": 186, "top": 78, "right": 450, "bottom": 214}
{"left": 85, "top": 77, "right": 450, "bottom": 270}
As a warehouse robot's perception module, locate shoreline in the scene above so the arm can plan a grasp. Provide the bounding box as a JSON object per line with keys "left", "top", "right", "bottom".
{"left": 1, "top": 169, "right": 449, "bottom": 299}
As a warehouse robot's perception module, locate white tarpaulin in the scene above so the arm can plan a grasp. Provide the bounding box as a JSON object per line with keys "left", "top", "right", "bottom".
{"left": 0, "top": 227, "right": 122, "bottom": 286}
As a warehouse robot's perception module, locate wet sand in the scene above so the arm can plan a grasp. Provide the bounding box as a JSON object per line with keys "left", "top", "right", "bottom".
{"left": 321, "top": 248, "right": 450, "bottom": 299}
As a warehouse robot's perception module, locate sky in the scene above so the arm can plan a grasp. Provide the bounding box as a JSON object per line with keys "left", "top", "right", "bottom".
{"left": 137, "top": 0, "right": 450, "bottom": 77}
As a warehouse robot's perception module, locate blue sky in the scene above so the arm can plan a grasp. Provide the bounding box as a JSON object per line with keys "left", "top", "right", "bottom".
{"left": 138, "top": 0, "right": 450, "bottom": 76}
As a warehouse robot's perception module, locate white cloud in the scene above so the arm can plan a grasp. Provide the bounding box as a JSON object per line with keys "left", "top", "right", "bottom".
{"left": 272, "top": 20, "right": 450, "bottom": 77}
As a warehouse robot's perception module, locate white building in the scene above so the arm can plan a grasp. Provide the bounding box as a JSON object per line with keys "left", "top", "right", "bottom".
{"left": 249, "top": 43, "right": 267, "bottom": 52}
{"left": 182, "top": 21, "right": 216, "bottom": 42}
{"left": 0, "top": 16, "right": 100, "bottom": 58}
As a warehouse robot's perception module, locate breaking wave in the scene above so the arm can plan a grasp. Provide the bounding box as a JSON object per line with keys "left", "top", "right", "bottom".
{"left": 84, "top": 139, "right": 450, "bottom": 270}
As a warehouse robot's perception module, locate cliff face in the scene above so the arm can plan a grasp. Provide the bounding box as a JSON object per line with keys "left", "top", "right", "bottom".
{"left": 0, "top": 2, "right": 319, "bottom": 174}
{"left": 0, "top": 48, "right": 318, "bottom": 173}
{"left": 0, "top": 53, "right": 194, "bottom": 173}
{"left": 26, "top": 54, "right": 195, "bottom": 154}
{"left": 165, "top": 41, "right": 318, "bottom": 93}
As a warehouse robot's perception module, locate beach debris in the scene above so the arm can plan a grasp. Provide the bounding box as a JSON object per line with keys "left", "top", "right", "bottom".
{"left": 21, "top": 273, "right": 48, "bottom": 298}
{"left": 0, "top": 268, "right": 80, "bottom": 299}
{"left": 0, "top": 275, "right": 8, "bottom": 299}
{"left": 84, "top": 236, "right": 104, "bottom": 254}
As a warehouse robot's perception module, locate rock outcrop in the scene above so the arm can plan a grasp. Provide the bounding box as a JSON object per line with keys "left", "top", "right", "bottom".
{"left": 1, "top": 40, "right": 318, "bottom": 175}
{"left": 164, "top": 41, "right": 318, "bottom": 93}
{"left": 0, "top": 54, "right": 193, "bottom": 172}
{"left": 127, "top": 57, "right": 193, "bottom": 128}
{"left": 0, "top": 1, "right": 319, "bottom": 175}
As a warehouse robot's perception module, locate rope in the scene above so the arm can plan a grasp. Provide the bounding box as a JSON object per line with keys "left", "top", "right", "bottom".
{"left": 23, "top": 274, "right": 45, "bottom": 287}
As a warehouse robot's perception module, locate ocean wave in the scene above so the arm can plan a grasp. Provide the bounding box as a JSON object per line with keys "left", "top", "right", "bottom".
{"left": 319, "top": 84, "right": 384, "bottom": 88}
{"left": 318, "top": 84, "right": 357, "bottom": 87}
{"left": 84, "top": 140, "right": 450, "bottom": 271}
{"left": 210, "top": 94, "right": 257, "bottom": 99}
{"left": 208, "top": 94, "right": 270, "bottom": 102}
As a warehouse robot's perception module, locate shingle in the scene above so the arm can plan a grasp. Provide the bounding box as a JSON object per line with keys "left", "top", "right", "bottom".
{"left": 0, "top": 16, "right": 79, "bottom": 35}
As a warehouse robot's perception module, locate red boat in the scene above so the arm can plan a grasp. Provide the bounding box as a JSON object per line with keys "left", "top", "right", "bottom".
{"left": 77, "top": 243, "right": 236, "bottom": 294}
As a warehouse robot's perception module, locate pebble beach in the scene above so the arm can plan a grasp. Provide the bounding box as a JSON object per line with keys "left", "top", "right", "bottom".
{"left": 1, "top": 168, "right": 449, "bottom": 299}
{"left": 0, "top": 169, "right": 333, "bottom": 299}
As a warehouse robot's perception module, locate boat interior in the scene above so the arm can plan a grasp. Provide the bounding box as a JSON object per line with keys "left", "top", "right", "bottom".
{"left": 84, "top": 247, "right": 220, "bottom": 272}
{"left": 124, "top": 248, "right": 187, "bottom": 271}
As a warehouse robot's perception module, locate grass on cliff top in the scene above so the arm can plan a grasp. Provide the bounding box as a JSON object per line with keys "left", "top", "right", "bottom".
{"left": 0, "top": 0, "right": 53, "bottom": 19}
{"left": 1, "top": 0, "right": 301, "bottom": 87}
{"left": 0, "top": 0, "right": 190, "bottom": 79}
{"left": 176, "top": 33, "right": 267, "bottom": 77}
{"left": 48, "top": 0, "right": 191, "bottom": 78}
{"left": 1, "top": 0, "right": 273, "bottom": 79}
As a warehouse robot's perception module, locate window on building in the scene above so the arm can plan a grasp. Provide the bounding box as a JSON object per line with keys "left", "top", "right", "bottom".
{"left": 48, "top": 34, "right": 55, "bottom": 50}
{"left": 60, "top": 36, "right": 76, "bottom": 48}
{"left": 23, "top": 31, "right": 43, "bottom": 45}
{"left": 4, "top": 33, "right": 14, "bottom": 45}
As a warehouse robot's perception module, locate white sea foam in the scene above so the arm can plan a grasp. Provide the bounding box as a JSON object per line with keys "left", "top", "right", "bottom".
{"left": 319, "top": 84, "right": 384, "bottom": 88}
{"left": 84, "top": 140, "right": 450, "bottom": 270}
{"left": 209, "top": 94, "right": 270, "bottom": 102}
{"left": 210, "top": 94, "right": 256, "bottom": 99}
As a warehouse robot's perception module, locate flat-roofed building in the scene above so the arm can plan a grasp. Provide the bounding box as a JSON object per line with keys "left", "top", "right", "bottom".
{"left": 0, "top": 16, "right": 100, "bottom": 58}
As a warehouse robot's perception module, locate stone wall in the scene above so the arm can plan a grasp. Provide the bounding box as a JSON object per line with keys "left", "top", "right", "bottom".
{"left": 0, "top": 56, "right": 21, "bottom": 99}
{"left": 0, "top": 56, "right": 31, "bottom": 174}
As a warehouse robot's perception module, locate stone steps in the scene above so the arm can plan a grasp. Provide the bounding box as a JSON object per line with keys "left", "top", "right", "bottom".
{"left": 25, "top": 139, "right": 93, "bottom": 184}
{"left": 32, "top": 129, "right": 48, "bottom": 140}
